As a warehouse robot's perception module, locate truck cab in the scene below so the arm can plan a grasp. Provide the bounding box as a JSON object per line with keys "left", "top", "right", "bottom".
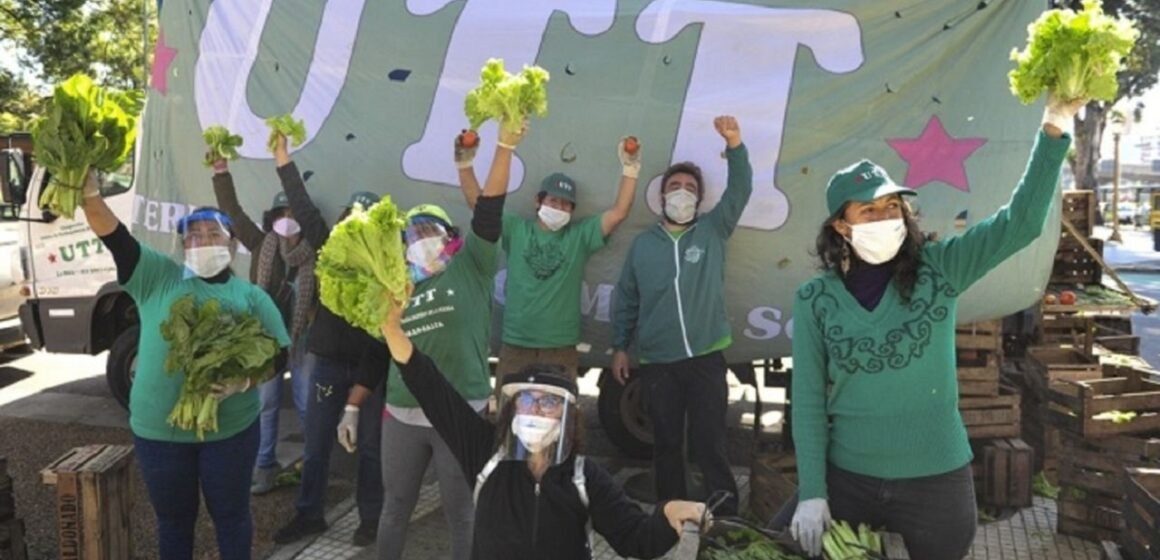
{"left": 0, "top": 141, "right": 140, "bottom": 408}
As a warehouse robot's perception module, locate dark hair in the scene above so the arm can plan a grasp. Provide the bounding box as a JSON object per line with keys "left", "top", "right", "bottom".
{"left": 535, "top": 191, "right": 575, "bottom": 211}
{"left": 813, "top": 201, "right": 927, "bottom": 302}
{"left": 661, "top": 162, "right": 704, "bottom": 200}
{"left": 493, "top": 364, "right": 585, "bottom": 457}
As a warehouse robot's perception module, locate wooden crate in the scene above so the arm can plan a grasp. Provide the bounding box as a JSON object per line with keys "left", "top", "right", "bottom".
{"left": 1123, "top": 468, "right": 1160, "bottom": 560}
{"left": 1062, "top": 191, "right": 1097, "bottom": 238}
{"left": 1047, "top": 369, "right": 1160, "bottom": 438}
{"left": 1025, "top": 346, "right": 1102, "bottom": 397}
{"left": 1100, "top": 540, "right": 1127, "bottom": 560}
{"left": 1097, "top": 336, "right": 1142, "bottom": 356}
{"left": 747, "top": 441, "right": 796, "bottom": 523}
{"left": 1052, "top": 239, "right": 1104, "bottom": 286}
{"left": 958, "top": 353, "right": 1001, "bottom": 397}
{"left": 972, "top": 438, "right": 1034, "bottom": 508}
{"left": 957, "top": 320, "right": 1003, "bottom": 353}
{"left": 1038, "top": 314, "right": 1095, "bottom": 356}
{"left": 960, "top": 384, "right": 1021, "bottom": 439}
{"left": 40, "top": 445, "right": 134, "bottom": 560}
{"left": 1056, "top": 432, "right": 1160, "bottom": 546}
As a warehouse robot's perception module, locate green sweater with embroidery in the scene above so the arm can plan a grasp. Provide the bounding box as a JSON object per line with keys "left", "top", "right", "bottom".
{"left": 790, "top": 129, "right": 1070, "bottom": 501}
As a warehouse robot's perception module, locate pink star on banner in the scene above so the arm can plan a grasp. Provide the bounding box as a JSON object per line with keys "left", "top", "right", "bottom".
{"left": 151, "top": 30, "right": 178, "bottom": 95}
{"left": 886, "top": 116, "right": 986, "bottom": 192}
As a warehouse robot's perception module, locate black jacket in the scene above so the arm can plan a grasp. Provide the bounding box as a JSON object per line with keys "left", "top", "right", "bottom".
{"left": 397, "top": 350, "right": 679, "bottom": 560}
{"left": 276, "top": 162, "right": 387, "bottom": 390}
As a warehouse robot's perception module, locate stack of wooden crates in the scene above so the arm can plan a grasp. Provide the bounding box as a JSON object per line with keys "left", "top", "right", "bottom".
{"left": 957, "top": 320, "right": 1033, "bottom": 509}
{"left": 1055, "top": 190, "right": 1102, "bottom": 285}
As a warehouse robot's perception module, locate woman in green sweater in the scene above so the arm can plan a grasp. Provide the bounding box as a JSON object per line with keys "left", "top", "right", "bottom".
{"left": 786, "top": 95, "right": 1085, "bottom": 559}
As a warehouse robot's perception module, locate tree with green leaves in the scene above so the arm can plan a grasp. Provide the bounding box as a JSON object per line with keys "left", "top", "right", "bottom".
{"left": 1062, "top": 0, "right": 1160, "bottom": 192}
{"left": 0, "top": 0, "right": 156, "bottom": 131}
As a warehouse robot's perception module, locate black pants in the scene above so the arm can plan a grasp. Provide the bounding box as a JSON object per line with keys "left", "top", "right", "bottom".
{"left": 643, "top": 351, "right": 739, "bottom": 515}
{"left": 771, "top": 463, "right": 977, "bottom": 560}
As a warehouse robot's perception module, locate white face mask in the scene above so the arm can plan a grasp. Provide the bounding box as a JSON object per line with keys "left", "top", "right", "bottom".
{"left": 511, "top": 414, "right": 561, "bottom": 453}
{"left": 406, "top": 236, "right": 447, "bottom": 268}
{"left": 537, "top": 205, "right": 571, "bottom": 231}
{"left": 272, "top": 217, "right": 301, "bottom": 238}
{"left": 185, "top": 246, "right": 233, "bottom": 278}
{"left": 848, "top": 218, "right": 907, "bottom": 264}
{"left": 664, "top": 189, "right": 698, "bottom": 224}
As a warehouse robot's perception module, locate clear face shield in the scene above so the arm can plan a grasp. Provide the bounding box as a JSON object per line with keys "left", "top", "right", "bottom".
{"left": 177, "top": 209, "right": 235, "bottom": 279}
{"left": 498, "top": 372, "right": 578, "bottom": 467}
{"left": 402, "top": 218, "right": 456, "bottom": 283}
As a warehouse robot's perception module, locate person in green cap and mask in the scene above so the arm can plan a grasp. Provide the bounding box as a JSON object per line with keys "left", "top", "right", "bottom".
{"left": 781, "top": 95, "right": 1086, "bottom": 559}
{"left": 455, "top": 134, "right": 641, "bottom": 384}
{"left": 208, "top": 150, "right": 318, "bottom": 496}
{"left": 611, "top": 116, "right": 749, "bottom": 517}
{"left": 264, "top": 134, "right": 388, "bottom": 547}
{"left": 369, "top": 124, "right": 527, "bottom": 560}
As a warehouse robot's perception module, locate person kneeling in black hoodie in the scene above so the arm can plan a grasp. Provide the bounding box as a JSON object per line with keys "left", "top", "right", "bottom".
{"left": 378, "top": 284, "right": 706, "bottom": 560}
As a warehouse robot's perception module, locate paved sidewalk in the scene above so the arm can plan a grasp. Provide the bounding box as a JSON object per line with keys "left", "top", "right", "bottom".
{"left": 272, "top": 463, "right": 1103, "bottom": 560}
{"left": 1097, "top": 226, "right": 1160, "bottom": 272}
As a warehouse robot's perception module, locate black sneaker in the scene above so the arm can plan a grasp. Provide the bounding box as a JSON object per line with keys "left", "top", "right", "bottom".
{"left": 352, "top": 519, "right": 378, "bottom": 546}
{"left": 273, "top": 514, "right": 328, "bottom": 544}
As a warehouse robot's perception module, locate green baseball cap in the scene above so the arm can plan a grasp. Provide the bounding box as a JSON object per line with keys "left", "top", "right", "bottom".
{"left": 405, "top": 203, "right": 454, "bottom": 227}
{"left": 270, "top": 192, "right": 290, "bottom": 211}
{"left": 826, "top": 160, "right": 916, "bottom": 217}
{"left": 540, "top": 172, "right": 577, "bottom": 204}
{"left": 346, "top": 191, "right": 379, "bottom": 209}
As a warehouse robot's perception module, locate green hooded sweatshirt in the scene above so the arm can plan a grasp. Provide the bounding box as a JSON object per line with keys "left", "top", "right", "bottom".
{"left": 612, "top": 144, "right": 752, "bottom": 364}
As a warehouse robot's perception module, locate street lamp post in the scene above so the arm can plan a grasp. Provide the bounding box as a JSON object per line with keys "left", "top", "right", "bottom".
{"left": 1111, "top": 130, "right": 1122, "bottom": 243}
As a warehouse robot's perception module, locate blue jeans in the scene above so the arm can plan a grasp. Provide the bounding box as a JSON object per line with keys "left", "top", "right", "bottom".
{"left": 295, "top": 352, "right": 385, "bottom": 524}
{"left": 257, "top": 346, "right": 310, "bottom": 469}
{"left": 134, "top": 421, "right": 260, "bottom": 560}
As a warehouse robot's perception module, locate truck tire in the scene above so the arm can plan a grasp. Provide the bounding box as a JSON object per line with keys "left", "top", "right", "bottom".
{"left": 106, "top": 325, "right": 139, "bottom": 410}
{"left": 597, "top": 369, "right": 654, "bottom": 460}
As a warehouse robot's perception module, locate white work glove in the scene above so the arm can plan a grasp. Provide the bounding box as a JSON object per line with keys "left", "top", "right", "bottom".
{"left": 1044, "top": 93, "right": 1087, "bottom": 134}
{"left": 790, "top": 498, "right": 831, "bottom": 558}
{"left": 337, "top": 404, "right": 359, "bottom": 453}
{"left": 82, "top": 169, "right": 101, "bottom": 199}
{"left": 454, "top": 129, "right": 478, "bottom": 169}
{"left": 618, "top": 136, "right": 641, "bottom": 179}
{"left": 209, "top": 378, "right": 252, "bottom": 401}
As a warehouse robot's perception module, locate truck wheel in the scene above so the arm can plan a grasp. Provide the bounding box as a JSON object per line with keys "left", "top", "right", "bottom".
{"left": 106, "top": 325, "right": 139, "bottom": 410}
{"left": 597, "top": 369, "right": 654, "bottom": 460}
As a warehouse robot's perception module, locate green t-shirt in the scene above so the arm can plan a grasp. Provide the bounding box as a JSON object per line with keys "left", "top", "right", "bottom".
{"left": 386, "top": 230, "right": 498, "bottom": 408}
{"left": 124, "top": 244, "right": 291, "bottom": 443}
{"left": 500, "top": 213, "right": 605, "bottom": 348}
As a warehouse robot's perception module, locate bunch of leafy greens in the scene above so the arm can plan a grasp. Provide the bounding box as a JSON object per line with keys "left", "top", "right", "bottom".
{"left": 31, "top": 73, "right": 143, "bottom": 219}
{"left": 161, "top": 295, "right": 280, "bottom": 440}
{"left": 317, "top": 196, "right": 409, "bottom": 338}
{"left": 265, "top": 114, "right": 307, "bottom": 152}
{"left": 1009, "top": 0, "right": 1138, "bottom": 104}
{"left": 464, "top": 58, "right": 549, "bottom": 135}
{"left": 203, "top": 125, "right": 245, "bottom": 167}
{"left": 700, "top": 527, "right": 804, "bottom": 560}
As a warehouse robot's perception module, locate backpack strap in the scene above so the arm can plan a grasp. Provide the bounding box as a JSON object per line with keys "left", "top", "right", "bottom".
{"left": 473, "top": 452, "right": 504, "bottom": 505}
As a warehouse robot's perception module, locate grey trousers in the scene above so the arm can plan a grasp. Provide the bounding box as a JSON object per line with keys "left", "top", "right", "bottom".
{"left": 376, "top": 413, "right": 474, "bottom": 560}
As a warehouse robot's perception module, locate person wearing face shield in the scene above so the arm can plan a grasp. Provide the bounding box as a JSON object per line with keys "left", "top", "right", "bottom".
{"left": 777, "top": 95, "right": 1087, "bottom": 559}
{"left": 266, "top": 132, "right": 388, "bottom": 547}
{"left": 377, "top": 285, "right": 707, "bottom": 559}
{"left": 610, "top": 116, "right": 750, "bottom": 517}
{"left": 456, "top": 135, "right": 640, "bottom": 385}
{"left": 77, "top": 172, "right": 291, "bottom": 560}
{"left": 373, "top": 125, "right": 525, "bottom": 560}
{"left": 209, "top": 151, "right": 318, "bottom": 496}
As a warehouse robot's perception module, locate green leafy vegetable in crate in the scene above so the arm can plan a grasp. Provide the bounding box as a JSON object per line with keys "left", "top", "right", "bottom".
{"left": 161, "top": 295, "right": 280, "bottom": 440}
{"left": 822, "top": 521, "right": 882, "bottom": 560}
{"left": 699, "top": 526, "right": 805, "bottom": 560}
{"left": 1093, "top": 410, "right": 1137, "bottom": 424}
{"left": 1033, "top": 471, "right": 1060, "bottom": 499}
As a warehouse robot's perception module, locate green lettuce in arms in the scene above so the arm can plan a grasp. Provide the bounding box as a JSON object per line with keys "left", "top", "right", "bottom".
{"left": 203, "top": 125, "right": 245, "bottom": 167}
{"left": 464, "top": 58, "right": 550, "bottom": 135}
{"left": 266, "top": 114, "right": 307, "bottom": 152}
{"left": 317, "top": 196, "right": 409, "bottom": 338}
{"left": 161, "top": 295, "right": 280, "bottom": 440}
{"left": 31, "top": 73, "right": 142, "bottom": 219}
{"left": 1009, "top": 0, "right": 1138, "bottom": 104}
